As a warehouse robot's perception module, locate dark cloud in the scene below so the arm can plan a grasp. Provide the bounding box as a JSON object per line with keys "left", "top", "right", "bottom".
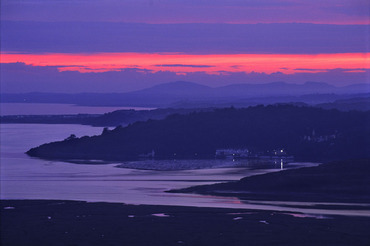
{"left": 294, "top": 68, "right": 368, "bottom": 72}
{"left": 2, "top": 22, "right": 368, "bottom": 54}
{"left": 155, "top": 64, "right": 215, "bottom": 68}
{"left": 1, "top": 0, "right": 368, "bottom": 24}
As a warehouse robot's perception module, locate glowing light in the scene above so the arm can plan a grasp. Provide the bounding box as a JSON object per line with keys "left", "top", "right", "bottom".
{"left": 1, "top": 52, "right": 369, "bottom": 74}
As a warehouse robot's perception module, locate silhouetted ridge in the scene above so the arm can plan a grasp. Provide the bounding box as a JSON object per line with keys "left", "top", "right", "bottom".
{"left": 27, "top": 105, "right": 370, "bottom": 161}
{"left": 170, "top": 159, "right": 370, "bottom": 203}
{"left": 2, "top": 81, "right": 369, "bottom": 107}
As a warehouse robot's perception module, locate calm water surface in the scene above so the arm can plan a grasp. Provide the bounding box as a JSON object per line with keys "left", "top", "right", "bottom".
{"left": 1, "top": 124, "right": 369, "bottom": 217}
{"left": 0, "top": 103, "right": 154, "bottom": 115}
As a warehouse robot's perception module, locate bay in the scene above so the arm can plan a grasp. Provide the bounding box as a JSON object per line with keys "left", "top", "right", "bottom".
{"left": 2, "top": 123, "right": 368, "bottom": 217}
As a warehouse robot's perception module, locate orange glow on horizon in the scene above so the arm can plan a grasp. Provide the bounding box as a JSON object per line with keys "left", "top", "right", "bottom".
{"left": 1, "top": 52, "right": 369, "bottom": 75}
{"left": 143, "top": 20, "right": 370, "bottom": 25}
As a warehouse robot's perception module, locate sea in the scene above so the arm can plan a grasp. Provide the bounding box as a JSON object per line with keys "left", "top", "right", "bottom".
{"left": 0, "top": 103, "right": 154, "bottom": 115}
{"left": 0, "top": 123, "right": 292, "bottom": 205}
{"left": 1, "top": 103, "right": 369, "bottom": 217}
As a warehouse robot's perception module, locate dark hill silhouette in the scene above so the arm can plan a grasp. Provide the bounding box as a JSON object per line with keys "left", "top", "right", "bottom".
{"left": 2, "top": 81, "right": 369, "bottom": 107}
{"left": 218, "top": 81, "right": 337, "bottom": 97}
{"left": 170, "top": 159, "right": 370, "bottom": 203}
{"left": 27, "top": 105, "right": 370, "bottom": 162}
{"left": 135, "top": 81, "right": 211, "bottom": 95}
{"left": 317, "top": 97, "right": 370, "bottom": 111}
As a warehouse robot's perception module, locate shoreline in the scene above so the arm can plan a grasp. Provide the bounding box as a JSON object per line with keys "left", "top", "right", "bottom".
{"left": 170, "top": 159, "right": 370, "bottom": 203}
{"left": 2, "top": 199, "right": 370, "bottom": 246}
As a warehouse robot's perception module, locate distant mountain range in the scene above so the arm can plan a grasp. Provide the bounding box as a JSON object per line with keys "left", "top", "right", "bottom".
{"left": 2, "top": 81, "right": 369, "bottom": 108}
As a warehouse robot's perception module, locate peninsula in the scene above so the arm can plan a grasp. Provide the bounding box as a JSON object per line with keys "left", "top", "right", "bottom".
{"left": 27, "top": 105, "right": 370, "bottom": 162}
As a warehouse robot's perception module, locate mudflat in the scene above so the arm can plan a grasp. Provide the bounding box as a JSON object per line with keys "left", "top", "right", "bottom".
{"left": 1, "top": 200, "right": 370, "bottom": 246}
{"left": 171, "top": 159, "right": 370, "bottom": 203}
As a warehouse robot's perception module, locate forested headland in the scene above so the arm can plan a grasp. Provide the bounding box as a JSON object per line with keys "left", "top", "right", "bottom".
{"left": 27, "top": 105, "right": 370, "bottom": 162}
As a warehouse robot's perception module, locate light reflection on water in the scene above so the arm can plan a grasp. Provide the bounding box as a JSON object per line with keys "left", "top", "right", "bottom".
{"left": 116, "top": 158, "right": 293, "bottom": 171}
{"left": 1, "top": 124, "right": 369, "bottom": 217}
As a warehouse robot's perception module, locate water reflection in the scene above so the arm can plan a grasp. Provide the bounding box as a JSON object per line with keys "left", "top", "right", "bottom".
{"left": 116, "top": 158, "right": 292, "bottom": 171}
{"left": 0, "top": 103, "right": 154, "bottom": 115}
{"left": 2, "top": 124, "right": 369, "bottom": 218}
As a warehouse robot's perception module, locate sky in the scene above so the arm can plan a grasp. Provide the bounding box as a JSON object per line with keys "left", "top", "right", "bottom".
{"left": 1, "top": 0, "right": 369, "bottom": 93}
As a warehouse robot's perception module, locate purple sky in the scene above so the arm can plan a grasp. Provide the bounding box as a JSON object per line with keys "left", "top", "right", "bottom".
{"left": 2, "top": 22, "right": 368, "bottom": 54}
{"left": 2, "top": 0, "right": 369, "bottom": 24}
{"left": 1, "top": 0, "right": 369, "bottom": 93}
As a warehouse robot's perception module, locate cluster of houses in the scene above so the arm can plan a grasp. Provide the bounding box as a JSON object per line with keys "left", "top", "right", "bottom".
{"left": 215, "top": 148, "right": 293, "bottom": 160}
{"left": 137, "top": 148, "right": 294, "bottom": 160}
{"left": 303, "top": 129, "right": 337, "bottom": 143}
